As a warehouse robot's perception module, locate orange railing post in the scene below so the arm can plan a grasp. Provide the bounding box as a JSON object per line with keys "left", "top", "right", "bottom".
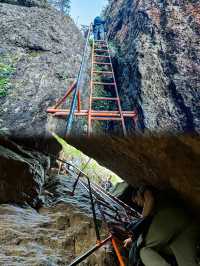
{"left": 111, "top": 237, "right": 126, "bottom": 266}
{"left": 54, "top": 80, "right": 77, "bottom": 109}
{"left": 77, "top": 91, "right": 81, "bottom": 112}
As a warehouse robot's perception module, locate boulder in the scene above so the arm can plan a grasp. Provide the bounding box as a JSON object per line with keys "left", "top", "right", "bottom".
{"left": 0, "top": 138, "right": 49, "bottom": 207}
{"left": 0, "top": 2, "right": 84, "bottom": 138}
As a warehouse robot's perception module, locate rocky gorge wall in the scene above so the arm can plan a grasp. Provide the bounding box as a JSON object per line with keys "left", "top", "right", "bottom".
{"left": 0, "top": 0, "right": 48, "bottom": 7}
{"left": 0, "top": 0, "right": 84, "bottom": 138}
{"left": 0, "top": 139, "right": 116, "bottom": 265}
{"left": 0, "top": 138, "right": 48, "bottom": 207}
{"left": 0, "top": 203, "right": 115, "bottom": 265}
{"left": 105, "top": 0, "right": 200, "bottom": 133}
{"left": 1, "top": 0, "right": 199, "bottom": 137}
{"left": 0, "top": 0, "right": 200, "bottom": 264}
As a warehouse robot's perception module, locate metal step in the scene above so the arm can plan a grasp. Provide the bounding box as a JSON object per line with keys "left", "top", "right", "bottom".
{"left": 93, "top": 62, "right": 112, "bottom": 65}
{"left": 91, "top": 117, "right": 122, "bottom": 121}
{"left": 88, "top": 39, "right": 128, "bottom": 136}
{"left": 93, "top": 71, "right": 113, "bottom": 75}
{"left": 94, "top": 40, "right": 107, "bottom": 43}
{"left": 94, "top": 49, "right": 110, "bottom": 52}
{"left": 94, "top": 44, "right": 108, "bottom": 48}
{"left": 93, "top": 82, "right": 116, "bottom": 86}
{"left": 92, "top": 97, "right": 118, "bottom": 101}
{"left": 94, "top": 55, "right": 110, "bottom": 58}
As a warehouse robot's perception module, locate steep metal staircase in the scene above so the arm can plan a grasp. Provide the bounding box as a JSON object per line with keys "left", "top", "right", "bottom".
{"left": 54, "top": 156, "right": 140, "bottom": 266}
{"left": 19, "top": 143, "right": 141, "bottom": 265}
{"left": 88, "top": 39, "right": 127, "bottom": 136}
{"left": 47, "top": 26, "right": 137, "bottom": 136}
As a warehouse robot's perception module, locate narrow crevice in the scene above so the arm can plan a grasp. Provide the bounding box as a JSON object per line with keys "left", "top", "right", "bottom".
{"left": 110, "top": 7, "right": 153, "bottom": 132}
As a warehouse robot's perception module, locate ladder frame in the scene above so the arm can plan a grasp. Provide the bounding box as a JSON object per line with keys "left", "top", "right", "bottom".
{"left": 47, "top": 40, "right": 137, "bottom": 135}
{"left": 88, "top": 39, "right": 127, "bottom": 136}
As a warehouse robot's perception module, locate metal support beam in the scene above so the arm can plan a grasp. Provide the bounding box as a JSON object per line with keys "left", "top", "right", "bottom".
{"left": 54, "top": 81, "right": 76, "bottom": 109}
{"left": 47, "top": 108, "right": 137, "bottom": 118}
{"left": 77, "top": 91, "right": 81, "bottom": 112}
{"left": 69, "top": 236, "right": 112, "bottom": 266}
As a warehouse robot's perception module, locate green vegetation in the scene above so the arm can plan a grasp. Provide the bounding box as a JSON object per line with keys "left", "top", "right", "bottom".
{"left": 0, "top": 63, "right": 14, "bottom": 75}
{"left": 89, "top": 38, "right": 94, "bottom": 47}
{"left": 92, "top": 85, "right": 113, "bottom": 111}
{"left": 108, "top": 41, "right": 118, "bottom": 55}
{"left": 0, "top": 62, "right": 15, "bottom": 97}
{"left": 92, "top": 65, "right": 115, "bottom": 111}
{"left": 56, "top": 72, "right": 69, "bottom": 80}
{"left": 52, "top": 132, "right": 123, "bottom": 185}
{"left": 53, "top": 132, "right": 83, "bottom": 158}
{"left": 0, "top": 78, "right": 9, "bottom": 97}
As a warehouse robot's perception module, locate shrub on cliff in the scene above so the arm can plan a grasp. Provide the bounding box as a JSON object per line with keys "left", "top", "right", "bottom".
{"left": 0, "top": 56, "right": 15, "bottom": 97}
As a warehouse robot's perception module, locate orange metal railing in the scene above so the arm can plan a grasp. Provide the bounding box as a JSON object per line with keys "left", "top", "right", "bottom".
{"left": 47, "top": 37, "right": 137, "bottom": 136}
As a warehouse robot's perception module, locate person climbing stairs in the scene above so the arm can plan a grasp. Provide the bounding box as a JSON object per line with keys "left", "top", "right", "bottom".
{"left": 93, "top": 16, "right": 106, "bottom": 41}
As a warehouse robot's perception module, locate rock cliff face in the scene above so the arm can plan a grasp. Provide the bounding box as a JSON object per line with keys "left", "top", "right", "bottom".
{"left": 105, "top": 0, "right": 200, "bottom": 133}
{"left": 0, "top": 0, "right": 200, "bottom": 263}
{"left": 0, "top": 138, "right": 49, "bottom": 207}
{"left": 0, "top": 0, "right": 48, "bottom": 7}
{"left": 0, "top": 140, "right": 116, "bottom": 265}
{"left": 0, "top": 203, "right": 115, "bottom": 265}
{"left": 0, "top": 1, "right": 84, "bottom": 138}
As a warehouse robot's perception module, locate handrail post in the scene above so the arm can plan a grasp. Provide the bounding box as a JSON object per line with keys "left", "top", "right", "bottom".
{"left": 87, "top": 176, "right": 101, "bottom": 242}
{"left": 111, "top": 237, "right": 126, "bottom": 266}
{"left": 77, "top": 91, "right": 81, "bottom": 112}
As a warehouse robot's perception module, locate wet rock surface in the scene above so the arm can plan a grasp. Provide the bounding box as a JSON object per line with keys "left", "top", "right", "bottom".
{"left": 105, "top": 0, "right": 200, "bottom": 133}
{"left": 0, "top": 2, "right": 84, "bottom": 138}
{"left": 0, "top": 202, "right": 115, "bottom": 265}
